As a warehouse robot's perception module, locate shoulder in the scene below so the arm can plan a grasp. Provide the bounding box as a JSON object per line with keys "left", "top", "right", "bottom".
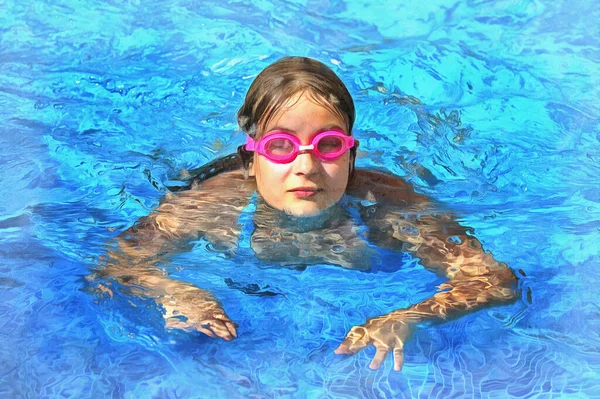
{"left": 347, "top": 168, "right": 428, "bottom": 206}
{"left": 193, "top": 169, "right": 255, "bottom": 190}
{"left": 155, "top": 170, "right": 255, "bottom": 213}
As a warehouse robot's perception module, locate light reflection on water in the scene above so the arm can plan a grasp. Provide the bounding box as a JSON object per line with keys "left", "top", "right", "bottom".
{"left": 1, "top": 0, "right": 599, "bottom": 397}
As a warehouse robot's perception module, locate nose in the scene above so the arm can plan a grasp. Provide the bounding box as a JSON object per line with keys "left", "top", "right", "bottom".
{"left": 293, "top": 150, "right": 319, "bottom": 176}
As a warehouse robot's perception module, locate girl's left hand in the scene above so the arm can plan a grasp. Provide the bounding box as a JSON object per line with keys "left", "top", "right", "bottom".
{"left": 334, "top": 313, "right": 413, "bottom": 371}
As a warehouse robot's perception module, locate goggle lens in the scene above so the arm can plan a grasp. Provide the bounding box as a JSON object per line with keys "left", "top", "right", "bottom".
{"left": 264, "top": 138, "right": 295, "bottom": 157}
{"left": 245, "top": 130, "right": 354, "bottom": 164}
{"left": 316, "top": 136, "right": 344, "bottom": 154}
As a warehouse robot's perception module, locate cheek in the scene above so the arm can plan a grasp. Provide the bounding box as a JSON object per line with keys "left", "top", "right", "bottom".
{"left": 324, "top": 158, "right": 350, "bottom": 187}
{"left": 255, "top": 157, "right": 288, "bottom": 186}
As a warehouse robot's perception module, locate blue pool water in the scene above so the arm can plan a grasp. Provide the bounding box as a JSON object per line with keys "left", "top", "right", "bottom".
{"left": 1, "top": 0, "right": 599, "bottom": 397}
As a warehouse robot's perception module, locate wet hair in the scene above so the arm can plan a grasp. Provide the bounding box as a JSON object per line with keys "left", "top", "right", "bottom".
{"left": 237, "top": 56, "right": 355, "bottom": 138}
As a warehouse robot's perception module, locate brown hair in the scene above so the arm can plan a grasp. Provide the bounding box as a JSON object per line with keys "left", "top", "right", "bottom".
{"left": 237, "top": 56, "right": 355, "bottom": 137}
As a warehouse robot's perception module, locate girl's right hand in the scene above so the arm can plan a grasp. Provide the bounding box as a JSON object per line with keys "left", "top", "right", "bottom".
{"left": 159, "top": 285, "right": 238, "bottom": 341}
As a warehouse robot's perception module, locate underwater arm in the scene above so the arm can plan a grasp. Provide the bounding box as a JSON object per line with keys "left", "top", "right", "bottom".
{"left": 337, "top": 178, "right": 518, "bottom": 370}
{"left": 401, "top": 219, "right": 519, "bottom": 320}
{"left": 380, "top": 211, "right": 519, "bottom": 320}
{"left": 97, "top": 252, "right": 238, "bottom": 340}
{"left": 92, "top": 171, "right": 253, "bottom": 340}
{"left": 335, "top": 220, "right": 517, "bottom": 370}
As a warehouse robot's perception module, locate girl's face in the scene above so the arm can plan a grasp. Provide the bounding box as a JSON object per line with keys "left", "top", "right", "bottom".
{"left": 250, "top": 93, "right": 351, "bottom": 217}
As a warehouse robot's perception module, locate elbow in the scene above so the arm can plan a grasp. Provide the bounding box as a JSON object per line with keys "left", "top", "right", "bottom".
{"left": 499, "top": 265, "right": 518, "bottom": 287}
{"left": 490, "top": 266, "right": 519, "bottom": 303}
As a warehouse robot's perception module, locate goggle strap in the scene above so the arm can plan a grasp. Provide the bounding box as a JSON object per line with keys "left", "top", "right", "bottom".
{"left": 244, "top": 132, "right": 354, "bottom": 163}
{"left": 245, "top": 135, "right": 256, "bottom": 151}
{"left": 298, "top": 144, "right": 314, "bottom": 151}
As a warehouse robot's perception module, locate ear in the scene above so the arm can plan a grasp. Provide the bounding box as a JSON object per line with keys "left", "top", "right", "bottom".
{"left": 237, "top": 145, "right": 255, "bottom": 178}
{"left": 249, "top": 158, "right": 256, "bottom": 177}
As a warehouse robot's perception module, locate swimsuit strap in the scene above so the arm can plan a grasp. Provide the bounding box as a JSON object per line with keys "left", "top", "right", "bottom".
{"left": 166, "top": 145, "right": 252, "bottom": 191}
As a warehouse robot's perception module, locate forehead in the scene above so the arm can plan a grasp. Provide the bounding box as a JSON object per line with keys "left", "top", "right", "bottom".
{"left": 264, "top": 93, "right": 346, "bottom": 132}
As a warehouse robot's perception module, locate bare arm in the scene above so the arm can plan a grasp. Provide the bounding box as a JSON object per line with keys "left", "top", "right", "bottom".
{"left": 337, "top": 170, "right": 518, "bottom": 370}
{"left": 92, "top": 170, "right": 254, "bottom": 339}
{"left": 384, "top": 211, "right": 517, "bottom": 320}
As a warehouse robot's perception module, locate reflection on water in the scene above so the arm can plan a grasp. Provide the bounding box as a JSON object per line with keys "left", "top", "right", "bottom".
{"left": 1, "top": 0, "right": 599, "bottom": 397}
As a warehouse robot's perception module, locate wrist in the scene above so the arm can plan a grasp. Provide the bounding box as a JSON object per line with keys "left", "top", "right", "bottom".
{"left": 389, "top": 307, "right": 429, "bottom": 324}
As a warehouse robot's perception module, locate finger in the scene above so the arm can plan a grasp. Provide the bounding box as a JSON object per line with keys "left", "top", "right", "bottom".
{"left": 205, "top": 320, "right": 235, "bottom": 341}
{"left": 225, "top": 321, "right": 238, "bottom": 338}
{"left": 334, "top": 327, "right": 369, "bottom": 355}
{"left": 393, "top": 347, "right": 404, "bottom": 372}
{"left": 369, "top": 346, "right": 389, "bottom": 370}
{"left": 347, "top": 327, "right": 367, "bottom": 344}
{"left": 334, "top": 338, "right": 370, "bottom": 355}
{"left": 166, "top": 318, "right": 217, "bottom": 339}
{"left": 213, "top": 313, "right": 239, "bottom": 329}
{"left": 333, "top": 342, "right": 354, "bottom": 355}
{"left": 197, "top": 326, "right": 218, "bottom": 338}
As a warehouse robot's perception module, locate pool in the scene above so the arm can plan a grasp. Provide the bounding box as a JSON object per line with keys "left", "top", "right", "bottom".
{"left": 1, "top": 0, "right": 599, "bottom": 397}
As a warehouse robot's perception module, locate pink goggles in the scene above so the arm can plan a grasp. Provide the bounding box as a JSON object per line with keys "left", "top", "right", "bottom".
{"left": 245, "top": 130, "right": 355, "bottom": 164}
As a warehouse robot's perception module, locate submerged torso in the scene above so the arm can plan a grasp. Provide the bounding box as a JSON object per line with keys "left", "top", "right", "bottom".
{"left": 166, "top": 166, "right": 428, "bottom": 272}
{"left": 244, "top": 194, "right": 407, "bottom": 271}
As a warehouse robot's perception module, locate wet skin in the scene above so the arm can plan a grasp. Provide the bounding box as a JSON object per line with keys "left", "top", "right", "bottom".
{"left": 92, "top": 94, "right": 517, "bottom": 371}
{"left": 249, "top": 94, "right": 351, "bottom": 216}
{"left": 92, "top": 168, "right": 518, "bottom": 371}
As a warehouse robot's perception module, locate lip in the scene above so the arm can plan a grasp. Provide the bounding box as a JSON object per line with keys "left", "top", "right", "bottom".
{"left": 288, "top": 187, "right": 322, "bottom": 198}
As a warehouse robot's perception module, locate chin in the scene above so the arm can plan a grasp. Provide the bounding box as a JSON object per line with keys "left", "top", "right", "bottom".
{"left": 283, "top": 202, "right": 328, "bottom": 217}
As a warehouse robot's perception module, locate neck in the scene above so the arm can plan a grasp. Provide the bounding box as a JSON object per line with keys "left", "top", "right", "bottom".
{"left": 253, "top": 195, "right": 348, "bottom": 232}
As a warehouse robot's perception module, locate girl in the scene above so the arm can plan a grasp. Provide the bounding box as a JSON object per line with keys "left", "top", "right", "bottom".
{"left": 97, "top": 56, "right": 518, "bottom": 371}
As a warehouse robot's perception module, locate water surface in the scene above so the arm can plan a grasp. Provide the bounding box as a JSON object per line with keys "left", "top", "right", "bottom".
{"left": 1, "top": 0, "right": 599, "bottom": 397}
